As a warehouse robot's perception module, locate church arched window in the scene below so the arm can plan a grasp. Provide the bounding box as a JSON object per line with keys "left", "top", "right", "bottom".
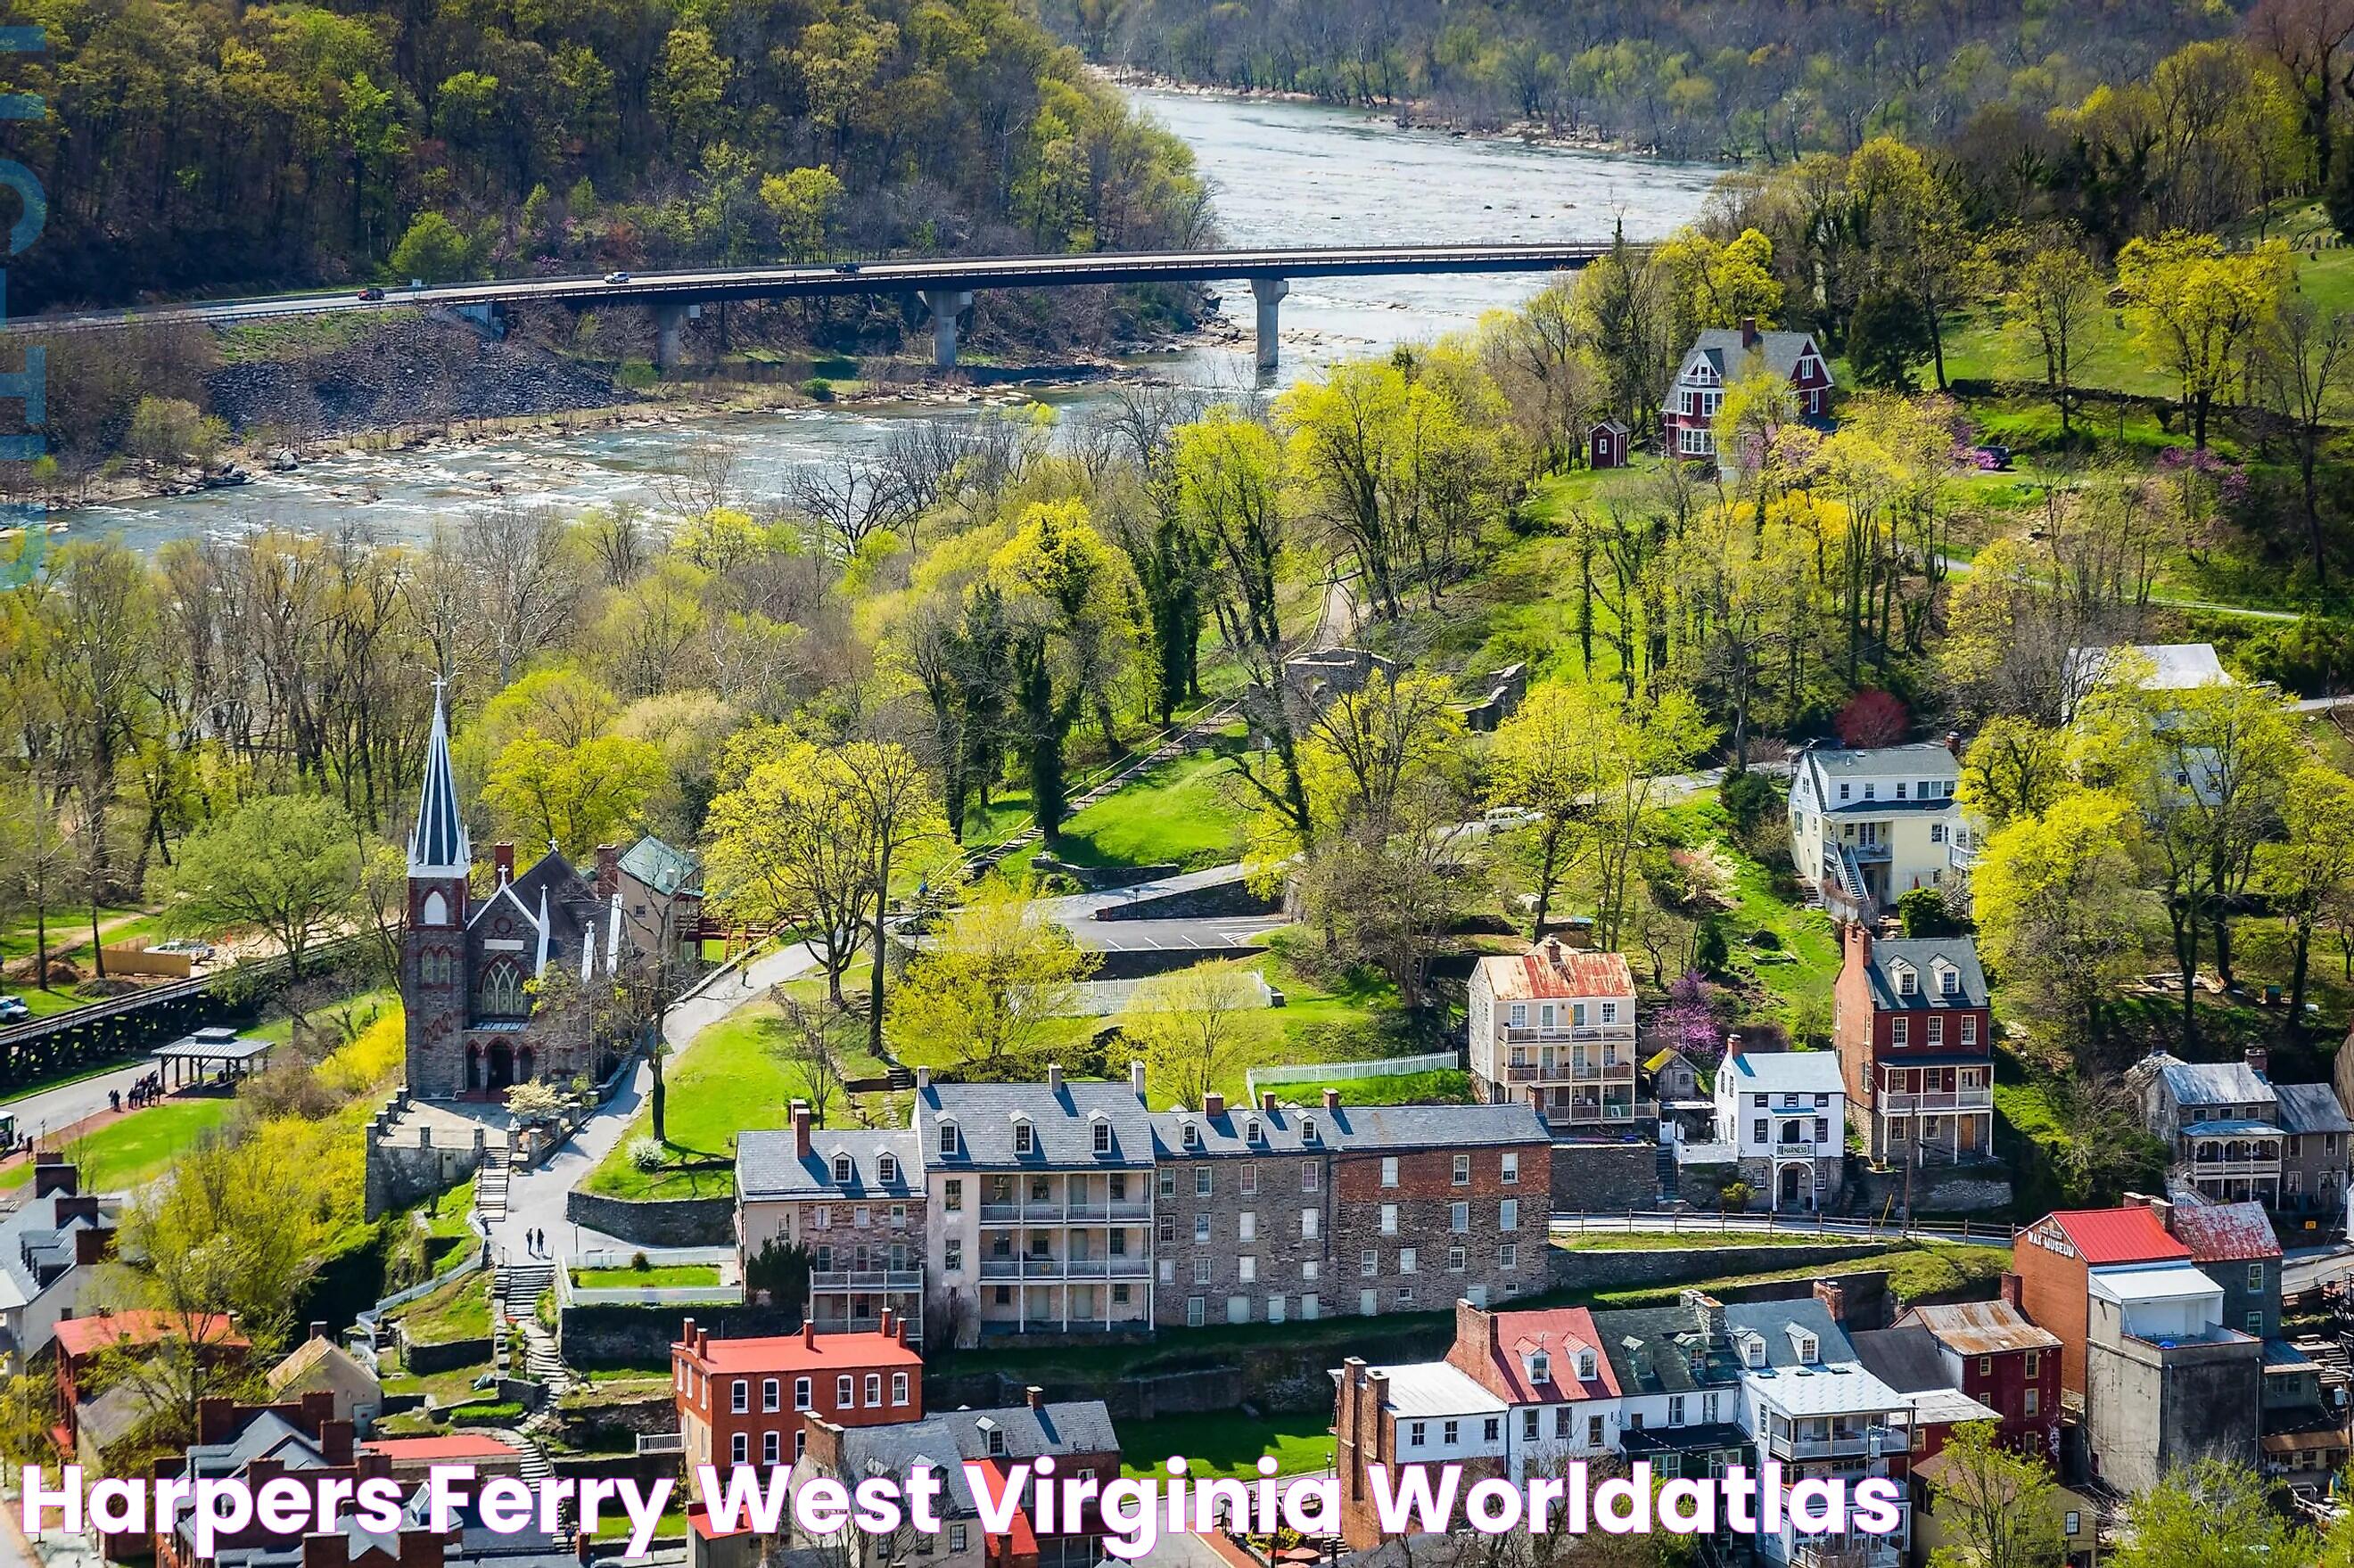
{"left": 421, "top": 890, "right": 449, "bottom": 927}
{"left": 476, "top": 960, "right": 527, "bottom": 1018}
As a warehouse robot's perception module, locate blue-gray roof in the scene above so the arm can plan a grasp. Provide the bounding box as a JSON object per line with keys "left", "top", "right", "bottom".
{"left": 1860, "top": 938, "right": 1989, "bottom": 1012}
{"left": 2153, "top": 1056, "right": 2276, "bottom": 1112}
{"left": 1148, "top": 1101, "right": 1547, "bottom": 1158}
{"left": 829, "top": 1401, "right": 1119, "bottom": 1516}
{"left": 738, "top": 1129, "right": 920, "bottom": 1201}
{"left": 407, "top": 689, "right": 469, "bottom": 873}
{"left": 917, "top": 1080, "right": 1156, "bottom": 1170}
{"left": 2274, "top": 1082, "right": 2351, "bottom": 1137}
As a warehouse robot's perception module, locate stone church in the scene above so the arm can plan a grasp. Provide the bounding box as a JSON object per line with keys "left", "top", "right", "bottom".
{"left": 401, "top": 689, "right": 706, "bottom": 1100}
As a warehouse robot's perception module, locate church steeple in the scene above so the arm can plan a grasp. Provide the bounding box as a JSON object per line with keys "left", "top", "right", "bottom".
{"left": 409, "top": 678, "right": 470, "bottom": 878}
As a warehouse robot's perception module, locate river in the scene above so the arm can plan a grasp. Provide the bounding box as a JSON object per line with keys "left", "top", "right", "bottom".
{"left": 63, "top": 89, "right": 1724, "bottom": 551}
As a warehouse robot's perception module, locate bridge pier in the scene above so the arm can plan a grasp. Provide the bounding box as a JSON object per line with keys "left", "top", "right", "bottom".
{"left": 651, "top": 301, "right": 702, "bottom": 372}
{"left": 1251, "top": 276, "right": 1289, "bottom": 374}
{"left": 921, "top": 289, "right": 974, "bottom": 368}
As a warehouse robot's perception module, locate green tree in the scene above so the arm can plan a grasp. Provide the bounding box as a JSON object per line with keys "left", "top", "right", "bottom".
{"left": 2114, "top": 1460, "right": 2309, "bottom": 1568}
{"left": 761, "top": 167, "right": 844, "bottom": 261}
{"left": 2006, "top": 239, "right": 2105, "bottom": 436}
{"left": 1115, "top": 961, "right": 1272, "bottom": 1110}
{"left": 125, "top": 397, "right": 225, "bottom": 471}
{"left": 153, "top": 794, "right": 363, "bottom": 980}
{"left": 481, "top": 733, "right": 664, "bottom": 861}
{"left": 1974, "top": 789, "right": 2147, "bottom": 1056}
{"left": 1924, "top": 1422, "right": 2065, "bottom": 1568}
{"left": 2255, "top": 763, "right": 2354, "bottom": 1030}
{"left": 654, "top": 27, "right": 733, "bottom": 153}
{"left": 384, "top": 211, "right": 474, "bottom": 283}
{"left": 1957, "top": 718, "right": 2074, "bottom": 833}
{"left": 2115, "top": 231, "right": 2292, "bottom": 447}
{"left": 887, "top": 882, "right": 1098, "bottom": 1069}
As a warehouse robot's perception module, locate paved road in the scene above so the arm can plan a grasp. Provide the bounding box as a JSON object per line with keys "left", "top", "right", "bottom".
{"left": 1547, "top": 1210, "right": 2016, "bottom": 1250}
{"left": 12, "top": 242, "right": 1622, "bottom": 332}
{"left": 0, "top": 1057, "right": 164, "bottom": 1138}
{"left": 2284, "top": 1243, "right": 2354, "bottom": 1294}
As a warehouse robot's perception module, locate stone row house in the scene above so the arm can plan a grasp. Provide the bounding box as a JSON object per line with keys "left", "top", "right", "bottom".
{"left": 737, "top": 1063, "right": 1552, "bottom": 1348}
{"left": 2128, "top": 1047, "right": 2351, "bottom": 1213}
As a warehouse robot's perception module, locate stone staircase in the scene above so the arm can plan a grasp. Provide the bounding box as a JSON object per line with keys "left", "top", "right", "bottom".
{"left": 496, "top": 1260, "right": 555, "bottom": 1321}
{"left": 1654, "top": 1142, "right": 1679, "bottom": 1205}
{"left": 475, "top": 1162, "right": 510, "bottom": 1223}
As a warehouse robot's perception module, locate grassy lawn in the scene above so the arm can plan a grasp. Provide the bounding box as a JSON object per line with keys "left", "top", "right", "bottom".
{"left": 1553, "top": 1229, "right": 1854, "bottom": 1252}
{"left": 594, "top": 1509, "right": 687, "bottom": 1542}
{"left": 1042, "top": 729, "right": 1250, "bottom": 874}
{"left": 1262, "top": 1069, "right": 1471, "bottom": 1106}
{"left": 251, "top": 987, "right": 400, "bottom": 1048}
{"left": 572, "top": 1264, "right": 721, "bottom": 1288}
{"left": 1657, "top": 792, "right": 1840, "bottom": 1038}
{"left": 380, "top": 1361, "right": 498, "bottom": 1404}
{"left": 399, "top": 1272, "right": 492, "bottom": 1344}
{"left": 1591, "top": 1241, "right": 2011, "bottom": 1309}
{"left": 1117, "top": 1413, "right": 1335, "bottom": 1480}
{"left": 584, "top": 1000, "right": 818, "bottom": 1199}
{"left": 0, "top": 1097, "right": 235, "bottom": 1191}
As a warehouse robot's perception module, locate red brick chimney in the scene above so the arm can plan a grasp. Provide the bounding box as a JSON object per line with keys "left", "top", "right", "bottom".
{"left": 31, "top": 1156, "right": 77, "bottom": 1198}
{"left": 880, "top": 1308, "right": 894, "bottom": 1339}
{"left": 793, "top": 1100, "right": 812, "bottom": 1160}
{"left": 1724, "top": 1032, "right": 1744, "bottom": 1063}
{"left": 802, "top": 1321, "right": 816, "bottom": 1350}
{"left": 1262, "top": 1091, "right": 1279, "bottom": 1113}
{"left": 1812, "top": 1279, "right": 1847, "bottom": 1326}
{"left": 2245, "top": 1047, "right": 2269, "bottom": 1080}
{"left": 1323, "top": 1088, "right": 1340, "bottom": 1113}
{"left": 680, "top": 1317, "right": 696, "bottom": 1350}
{"left": 895, "top": 1317, "right": 908, "bottom": 1346}
{"left": 1025, "top": 1386, "right": 1044, "bottom": 1410}
{"left": 1740, "top": 316, "right": 1759, "bottom": 349}
{"left": 1204, "top": 1091, "right": 1225, "bottom": 1119}
{"left": 2000, "top": 1271, "right": 2024, "bottom": 1311}
{"left": 595, "top": 843, "right": 621, "bottom": 897}
{"left": 493, "top": 843, "right": 515, "bottom": 887}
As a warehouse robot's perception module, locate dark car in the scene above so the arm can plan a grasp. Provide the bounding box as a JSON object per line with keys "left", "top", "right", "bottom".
{"left": 835, "top": 261, "right": 861, "bottom": 275}
{"left": 356, "top": 287, "right": 385, "bottom": 301}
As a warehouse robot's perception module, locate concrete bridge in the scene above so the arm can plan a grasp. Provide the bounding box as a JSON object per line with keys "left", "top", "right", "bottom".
{"left": 12, "top": 242, "right": 1621, "bottom": 373}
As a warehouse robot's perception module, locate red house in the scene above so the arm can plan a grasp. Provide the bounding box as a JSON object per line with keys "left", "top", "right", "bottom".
{"left": 2012, "top": 1205, "right": 2191, "bottom": 1400}
{"left": 1899, "top": 1284, "right": 2064, "bottom": 1462}
{"left": 673, "top": 1313, "right": 923, "bottom": 1494}
{"left": 1832, "top": 925, "right": 1995, "bottom": 1170}
{"left": 1660, "top": 317, "right": 1833, "bottom": 462}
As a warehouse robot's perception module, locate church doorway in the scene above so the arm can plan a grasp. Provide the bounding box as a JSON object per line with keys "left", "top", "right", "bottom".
{"left": 465, "top": 1045, "right": 481, "bottom": 1093}
{"left": 488, "top": 1043, "right": 515, "bottom": 1092}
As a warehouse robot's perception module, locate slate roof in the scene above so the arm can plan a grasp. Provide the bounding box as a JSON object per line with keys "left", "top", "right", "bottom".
{"left": 2064, "top": 643, "right": 2232, "bottom": 695}
{"left": 0, "top": 1187, "right": 119, "bottom": 1317}
{"left": 407, "top": 688, "right": 470, "bottom": 874}
{"left": 1686, "top": 326, "right": 1823, "bottom": 384}
{"left": 1592, "top": 1299, "right": 1745, "bottom": 1396}
{"left": 918, "top": 1081, "right": 1156, "bottom": 1170}
{"left": 2170, "top": 1201, "right": 2280, "bottom": 1263}
{"left": 738, "top": 1129, "right": 921, "bottom": 1201}
{"left": 1848, "top": 1326, "right": 1951, "bottom": 1393}
{"left": 1724, "top": 1299, "right": 1856, "bottom": 1369}
{"left": 1856, "top": 937, "right": 1989, "bottom": 1012}
{"left": 2037, "top": 1208, "right": 2191, "bottom": 1266}
{"left": 1148, "top": 1101, "right": 1549, "bottom": 1159}
{"left": 620, "top": 834, "right": 702, "bottom": 896}
{"left": 1720, "top": 1048, "right": 1845, "bottom": 1098}
{"left": 826, "top": 1401, "right": 1119, "bottom": 1518}
{"left": 2275, "top": 1082, "right": 2351, "bottom": 1137}
{"left": 1800, "top": 742, "right": 1960, "bottom": 780}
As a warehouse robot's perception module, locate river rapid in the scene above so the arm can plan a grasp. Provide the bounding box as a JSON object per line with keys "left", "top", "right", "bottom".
{"left": 64, "top": 88, "right": 1724, "bottom": 553}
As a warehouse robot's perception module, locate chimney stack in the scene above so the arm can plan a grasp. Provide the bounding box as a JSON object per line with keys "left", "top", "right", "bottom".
{"left": 1812, "top": 1279, "right": 1847, "bottom": 1326}
{"left": 1025, "top": 1386, "right": 1044, "bottom": 1410}
{"left": 681, "top": 1318, "right": 696, "bottom": 1349}
{"left": 595, "top": 843, "right": 621, "bottom": 896}
{"left": 1322, "top": 1088, "right": 1341, "bottom": 1113}
{"left": 31, "top": 1156, "right": 76, "bottom": 1199}
{"left": 895, "top": 1317, "right": 909, "bottom": 1346}
{"left": 793, "top": 1099, "right": 812, "bottom": 1160}
{"left": 1204, "top": 1091, "right": 1225, "bottom": 1119}
{"left": 2245, "top": 1046, "right": 2269, "bottom": 1080}
{"left": 802, "top": 1321, "right": 817, "bottom": 1349}
{"left": 1262, "top": 1091, "right": 1278, "bottom": 1113}
{"left": 1724, "top": 1032, "right": 1744, "bottom": 1063}
{"left": 2000, "top": 1271, "right": 2023, "bottom": 1311}
{"left": 493, "top": 843, "right": 515, "bottom": 886}
{"left": 880, "top": 1309, "right": 894, "bottom": 1339}
{"left": 1740, "top": 316, "right": 1759, "bottom": 348}
{"left": 1131, "top": 1059, "right": 1147, "bottom": 1099}
{"left": 916, "top": 1066, "right": 931, "bottom": 1091}
{"left": 309, "top": 1321, "right": 328, "bottom": 1342}
{"left": 1047, "top": 1063, "right": 1063, "bottom": 1093}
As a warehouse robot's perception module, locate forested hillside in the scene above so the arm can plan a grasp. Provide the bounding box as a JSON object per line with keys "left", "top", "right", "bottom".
{"left": 0, "top": 0, "right": 1208, "bottom": 308}
{"left": 1047, "top": 0, "right": 2248, "bottom": 161}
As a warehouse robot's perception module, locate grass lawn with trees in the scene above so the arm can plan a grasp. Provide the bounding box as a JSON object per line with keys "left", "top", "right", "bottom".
{"left": 398, "top": 1272, "right": 493, "bottom": 1344}
{"left": 1041, "top": 731, "right": 1250, "bottom": 873}
{"left": 0, "top": 1096, "right": 235, "bottom": 1191}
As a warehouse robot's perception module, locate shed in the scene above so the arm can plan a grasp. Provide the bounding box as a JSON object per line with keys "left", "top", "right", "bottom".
{"left": 1590, "top": 418, "right": 1632, "bottom": 469}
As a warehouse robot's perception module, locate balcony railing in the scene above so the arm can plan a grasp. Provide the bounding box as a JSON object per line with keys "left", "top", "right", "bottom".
{"left": 977, "top": 1256, "right": 1150, "bottom": 1281}
{"left": 809, "top": 1268, "right": 924, "bottom": 1291}
{"left": 1879, "top": 1089, "right": 1992, "bottom": 1113}
{"left": 810, "top": 1314, "right": 924, "bottom": 1343}
{"left": 1499, "top": 1024, "right": 1634, "bottom": 1045}
{"left": 1847, "top": 841, "right": 1892, "bottom": 864}
{"left": 976, "top": 1202, "right": 1152, "bottom": 1225}
{"left": 1503, "top": 1059, "right": 1630, "bottom": 1082}
{"left": 1768, "top": 1425, "right": 1898, "bottom": 1461}
{"left": 2187, "top": 1156, "right": 2283, "bottom": 1176}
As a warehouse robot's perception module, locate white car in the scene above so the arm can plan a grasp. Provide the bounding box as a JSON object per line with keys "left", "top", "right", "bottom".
{"left": 604, "top": 270, "right": 633, "bottom": 283}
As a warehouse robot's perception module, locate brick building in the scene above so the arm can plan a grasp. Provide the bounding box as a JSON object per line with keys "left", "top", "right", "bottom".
{"left": 737, "top": 1104, "right": 925, "bottom": 1342}
{"left": 1149, "top": 1088, "right": 1552, "bottom": 1327}
{"left": 2012, "top": 1204, "right": 2190, "bottom": 1400}
{"left": 1831, "top": 925, "right": 1994, "bottom": 1168}
{"left": 1896, "top": 1285, "right": 2063, "bottom": 1462}
{"left": 672, "top": 1317, "right": 922, "bottom": 1491}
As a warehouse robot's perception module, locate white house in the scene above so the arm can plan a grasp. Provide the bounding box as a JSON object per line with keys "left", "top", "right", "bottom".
{"left": 1728, "top": 1299, "right": 1911, "bottom": 1568}
{"left": 1787, "top": 742, "right": 1963, "bottom": 923}
{"left": 1714, "top": 1044, "right": 1847, "bottom": 1212}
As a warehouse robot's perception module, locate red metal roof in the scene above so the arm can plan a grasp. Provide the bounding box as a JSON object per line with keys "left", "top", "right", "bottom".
{"left": 2169, "top": 1202, "right": 2281, "bottom": 1262}
{"left": 675, "top": 1328, "right": 922, "bottom": 1375}
{"left": 1483, "top": 945, "right": 1636, "bottom": 1002}
{"left": 53, "top": 1311, "right": 245, "bottom": 1359}
{"left": 2045, "top": 1208, "right": 2191, "bottom": 1266}
{"left": 1465, "top": 1308, "right": 1623, "bottom": 1404}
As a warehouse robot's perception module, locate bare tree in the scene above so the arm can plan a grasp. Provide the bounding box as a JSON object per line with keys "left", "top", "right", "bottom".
{"left": 2262, "top": 292, "right": 2352, "bottom": 587}
{"left": 772, "top": 991, "right": 850, "bottom": 1126}
{"left": 788, "top": 456, "right": 918, "bottom": 560}
{"left": 651, "top": 441, "right": 741, "bottom": 519}
{"left": 460, "top": 502, "right": 577, "bottom": 686}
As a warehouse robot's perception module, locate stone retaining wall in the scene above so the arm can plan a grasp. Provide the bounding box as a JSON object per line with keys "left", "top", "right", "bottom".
{"left": 1848, "top": 1164, "right": 2014, "bottom": 1216}
{"left": 564, "top": 1189, "right": 734, "bottom": 1247}
{"left": 1546, "top": 1239, "right": 1891, "bottom": 1295}
{"left": 1548, "top": 1143, "right": 1659, "bottom": 1212}
{"left": 559, "top": 1301, "right": 801, "bottom": 1367}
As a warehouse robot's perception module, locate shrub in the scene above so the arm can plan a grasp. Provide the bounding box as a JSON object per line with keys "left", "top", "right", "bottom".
{"left": 800, "top": 377, "right": 835, "bottom": 402}
{"left": 627, "top": 1137, "right": 664, "bottom": 1172}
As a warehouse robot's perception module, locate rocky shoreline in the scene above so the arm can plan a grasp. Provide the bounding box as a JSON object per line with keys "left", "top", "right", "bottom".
{"left": 1110, "top": 68, "right": 1662, "bottom": 157}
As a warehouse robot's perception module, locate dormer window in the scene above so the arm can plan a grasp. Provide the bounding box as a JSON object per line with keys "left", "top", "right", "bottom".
{"left": 937, "top": 1120, "right": 959, "bottom": 1157}
{"left": 1798, "top": 1334, "right": 1818, "bottom": 1363}
{"left": 1577, "top": 1350, "right": 1596, "bottom": 1381}
{"left": 1300, "top": 1116, "right": 1317, "bottom": 1143}
{"left": 1938, "top": 968, "right": 1959, "bottom": 997}
{"left": 1093, "top": 1119, "right": 1112, "bottom": 1155}
{"left": 1247, "top": 1119, "right": 1264, "bottom": 1145}
{"left": 1896, "top": 966, "right": 1917, "bottom": 997}
{"left": 1182, "top": 1121, "right": 1200, "bottom": 1150}
{"left": 878, "top": 1153, "right": 898, "bottom": 1184}
{"left": 833, "top": 1153, "right": 852, "bottom": 1184}
{"left": 1013, "top": 1118, "right": 1035, "bottom": 1155}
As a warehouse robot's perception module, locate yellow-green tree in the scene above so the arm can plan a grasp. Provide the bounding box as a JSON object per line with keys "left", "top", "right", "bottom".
{"left": 1923, "top": 1422, "right": 2066, "bottom": 1568}
{"left": 1974, "top": 789, "right": 2147, "bottom": 1056}
{"left": 2004, "top": 237, "right": 2104, "bottom": 435}
{"left": 481, "top": 731, "right": 664, "bottom": 860}
{"left": 2115, "top": 1460, "right": 2309, "bottom": 1568}
{"left": 2115, "top": 231, "right": 2292, "bottom": 447}
{"left": 2255, "top": 763, "right": 2354, "bottom": 1030}
{"left": 1956, "top": 718, "right": 2074, "bottom": 833}
{"left": 152, "top": 793, "right": 363, "bottom": 981}
{"left": 1115, "top": 961, "right": 1272, "bottom": 1110}
{"left": 887, "top": 881, "right": 1098, "bottom": 1068}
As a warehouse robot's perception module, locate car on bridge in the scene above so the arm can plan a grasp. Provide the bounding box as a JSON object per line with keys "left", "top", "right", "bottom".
{"left": 604, "top": 270, "right": 633, "bottom": 283}
{"left": 0, "top": 996, "right": 28, "bottom": 1023}
{"left": 835, "top": 261, "right": 860, "bottom": 275}
{"left": 355, "top": 287, "right": 384, "bottom": 301}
